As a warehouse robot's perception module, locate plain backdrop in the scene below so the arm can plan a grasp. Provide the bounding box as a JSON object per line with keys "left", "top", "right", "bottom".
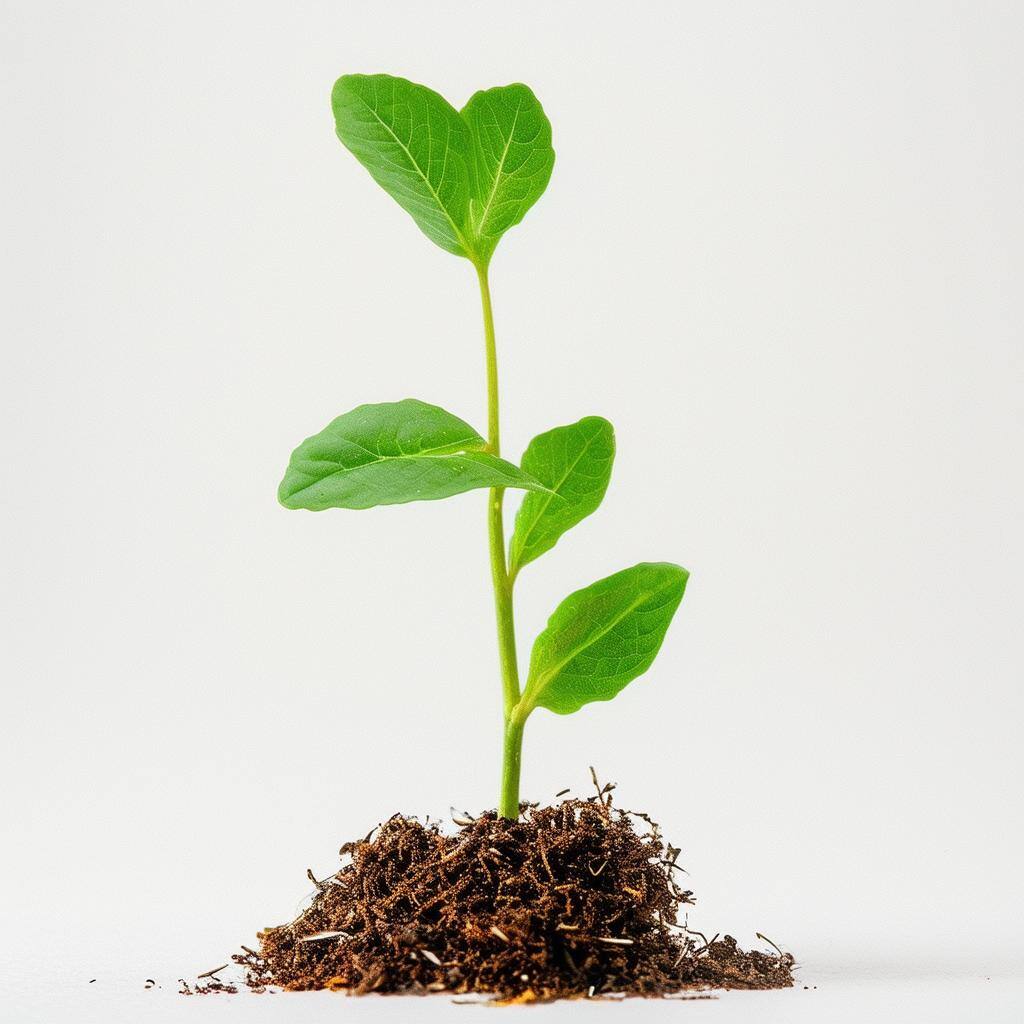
{"left": 2, "top": 1, "right": 1022, "bottom": 1020}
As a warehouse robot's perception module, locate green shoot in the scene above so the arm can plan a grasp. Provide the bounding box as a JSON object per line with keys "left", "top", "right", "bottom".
{"left": 279, "top": 74, "right": 688, "bottom": 819}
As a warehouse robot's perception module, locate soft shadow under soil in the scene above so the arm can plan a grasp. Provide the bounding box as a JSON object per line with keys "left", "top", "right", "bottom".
{"left": 232, "top": 790, "right": 794, "bottom": 1002}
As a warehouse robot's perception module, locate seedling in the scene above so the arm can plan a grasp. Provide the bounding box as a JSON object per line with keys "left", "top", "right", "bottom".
{"left": 279, "top": 74, "right": 688, "bottom": 818}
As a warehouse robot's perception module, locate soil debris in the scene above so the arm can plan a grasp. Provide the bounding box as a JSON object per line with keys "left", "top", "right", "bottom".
{"left": 179, "top": 977, "right": 238, "bottom": 995}
{"left": 234, "top": 796, "right": 794, "bottom": 1001}
{"left": 197, "top": 963, "right": 229, "bottom": 979}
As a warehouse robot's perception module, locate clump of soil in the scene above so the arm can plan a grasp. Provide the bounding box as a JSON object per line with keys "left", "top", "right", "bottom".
{"left": 234, "top": 791, "right": 794, "bottom": 1001}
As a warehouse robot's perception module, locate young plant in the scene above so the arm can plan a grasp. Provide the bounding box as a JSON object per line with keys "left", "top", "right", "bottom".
{"left": 279, "top": 74, "right": 688, "bottom": 819}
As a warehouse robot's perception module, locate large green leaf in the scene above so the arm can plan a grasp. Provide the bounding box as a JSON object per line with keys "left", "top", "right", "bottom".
{"left": 331, "top": 75, "right": 472, "bottom": 257}
{"left": 520, "top": 563, "right": 688, "bottom": 716}
{"left": 509, "top": 416, "right": 615, "bottom": 577}
{"left": 331, "top": 74, "right": 554, "bottom": 263}
{"left": 279, "top": 399, "right": 548, "bottom": 511}
{"left": 461, "top": 84, "right": 555, "bottom": 262}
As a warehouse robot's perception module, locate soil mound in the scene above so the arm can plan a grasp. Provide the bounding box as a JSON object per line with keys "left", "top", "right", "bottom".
{"left": 236, "top": 795, "right": 794, "bottom": 1001}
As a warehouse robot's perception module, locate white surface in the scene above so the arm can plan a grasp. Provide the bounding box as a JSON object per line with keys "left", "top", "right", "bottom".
{"left": 8, "top": 966, "right": 1024, "bottom": 1024}
{"left": 2, "top": 0, "right": 1023, "bottom": 1019}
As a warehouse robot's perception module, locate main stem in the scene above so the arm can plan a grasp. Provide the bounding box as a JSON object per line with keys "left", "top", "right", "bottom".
{"left": 476, "top": 261, "right": 525, "bottom": 820}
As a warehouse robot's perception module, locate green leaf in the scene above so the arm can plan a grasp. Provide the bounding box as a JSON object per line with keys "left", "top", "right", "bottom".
{"left": 331, "top": 75, "right": 555, "bottom": 263}
{"left": 331, "top": 74, "right": 472, "bottom": 257}
{"left": 509, "top": 417, "right": 615, "bottom": 576}
{"left": 278, "top": 399, "right": 549, "bottom": 511}
{"left": 520, "top": 563, "right": 688, "bottom": 716}
{"left": 461, "top": 84, "right": 555, "bottom": 262}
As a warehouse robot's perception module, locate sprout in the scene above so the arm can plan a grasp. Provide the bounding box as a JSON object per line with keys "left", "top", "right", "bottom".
{"left": 279, "top": 75, "right": 688, "bottom": 818}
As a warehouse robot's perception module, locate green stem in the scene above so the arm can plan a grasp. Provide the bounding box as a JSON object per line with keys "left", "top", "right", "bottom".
{"left": 476, "top": 261, "right": 524, "bottom": 819}
{"left": 499, "top": 715, "right": 525, "bottom": 820}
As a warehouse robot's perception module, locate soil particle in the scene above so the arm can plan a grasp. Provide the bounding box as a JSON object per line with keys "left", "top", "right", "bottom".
{"left": 179, "top": 978, "right": 238, "bottom": 995}
{"left": 234, "top": 796, "right": 794, "bottom": 1001}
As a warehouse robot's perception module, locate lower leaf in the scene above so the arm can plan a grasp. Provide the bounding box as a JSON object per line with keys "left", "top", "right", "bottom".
{"left": 278, "top": 399, "right": 548, "bottom": 510}
{"left": 520, "top": 562, "right": 688, "bottom": 716}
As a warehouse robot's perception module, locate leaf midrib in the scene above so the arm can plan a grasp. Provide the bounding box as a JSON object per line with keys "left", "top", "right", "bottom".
{"left": 293, "top": 439, "right": 484, "bottom": 495}
{"left": 526, "top": 584, "right": 666, "bottom": 708}
{"left": 513, "top": 425, "right": 605, "bottom": 566}
{"left": 351, "top": 88, "right": 472, "bottom": 255}
{"left": 474, "top": 95, "right": 524, "bottom": 237}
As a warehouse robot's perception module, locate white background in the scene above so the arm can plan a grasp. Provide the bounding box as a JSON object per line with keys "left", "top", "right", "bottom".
{"left": 3, "top": 1, "right": 1022, "bottom": 1020}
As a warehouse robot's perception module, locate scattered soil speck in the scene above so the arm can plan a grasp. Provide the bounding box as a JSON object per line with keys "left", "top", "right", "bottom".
{"left": 179, "top": 978, "right": 238, "bottom": 996}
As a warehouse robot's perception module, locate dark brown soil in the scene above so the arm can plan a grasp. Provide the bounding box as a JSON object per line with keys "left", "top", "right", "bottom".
{"left": 233, "top": 789, "right": 794, "bottom": 1002}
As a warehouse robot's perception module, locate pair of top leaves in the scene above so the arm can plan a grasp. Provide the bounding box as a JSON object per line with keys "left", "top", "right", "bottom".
{"left": 278, "top": 399, "right": 686, "bottom": 716}
{"left": 331, "top": 73, "right": 554, "bottom": 263}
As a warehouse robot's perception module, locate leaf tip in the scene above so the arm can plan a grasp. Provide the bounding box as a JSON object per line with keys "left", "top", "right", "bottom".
{"left": 277, "top": 478, "right": 300, "bottom": 510}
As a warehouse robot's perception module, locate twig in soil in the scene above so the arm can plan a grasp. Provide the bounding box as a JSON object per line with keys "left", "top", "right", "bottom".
{"left": 451, "top": 807, "right": 476, "bottom": 826}
{"left": 756, "top": 932, "right": 786, "bottom": 956}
